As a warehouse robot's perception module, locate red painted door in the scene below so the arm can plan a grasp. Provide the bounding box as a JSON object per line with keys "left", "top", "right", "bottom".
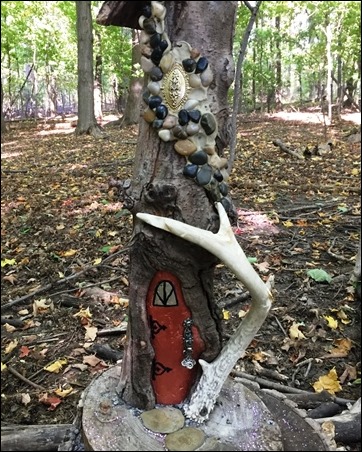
{"left": 147, "top": 271, "right": 205, "bottom": 405}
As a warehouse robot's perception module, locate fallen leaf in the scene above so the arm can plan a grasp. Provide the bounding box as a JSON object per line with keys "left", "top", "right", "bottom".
{"left": 312, "top": 368, "right": 342, "bottom": 394}
{"left": 1, "top": 362, "right": 7, "bottom": 371}
{"left": 73, "top": 307, "right": 92, "bottom": 320}
{"left": 222, "top": 309, "right": 230, "bottom": 320}
{"left": 324, "top": 315, "right": 338, "bottom": 330}
{"left": 84, "top": 326, "right": 98, "bottom": 341}
{"left": 289, "top": 322, "right": 307, "bottom": 340}
{"left": 5, "top": 339, "right": 18, "bottom": 354}
{"left": 58, "top": 249, "right": 78, "bottom": 257}
{"left": 83, "top": 355, "right": 101, "bottom": 367}
{"left": 1, "top": 258, "right": 17, "bottom": 267}
{"left": 44, "top": 359, "right": 67, "bottom": 373}
{"left": 39, "top": 393, "right": 62, "bottom": 411}
{"left": 3, "top": 274, "right": 17, "bottom": 284}
{"left": 3, "top": 323, "right": 16, "bottom": 333}
{"left": 21, "top": 393, "right": 31, "bottom": 406}
{"left": 54, "top": 386, "right": 73, "bottom": 398}
{"left": 33, "top": 299, "right": 54, "bottom": 316}
{"left": 19, "top": 346, "right": 31, "bottom": 358}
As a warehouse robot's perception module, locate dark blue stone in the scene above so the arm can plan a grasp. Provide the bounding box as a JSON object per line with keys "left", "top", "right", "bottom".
{"left": 143, "top": 18, "right": 157, "bottom": 34}
{"left": 159, "top": 40, "right": 168, "bottom": 52}
{"left": 196, "top": 164, "right": 213, "bottom": 186}
{"left": 219, "top": 182, "right": 228, "bottom": 196}
{"left": 195, "top": 57, "right": 209, "bottom": 74}
{"left": 182, "top": 58, "right": 197, "bottom": 73}
{"left": 142, "top": 5, "right": 152, "bottom": 18}
{"left": 183, "top": 164, "right": 198, "bottom": 178}
{"left": 150, "top": 33, "right": 162, "bottom": 49}
{"left": 178, "top": 109, "right": 189, "bottom": 126}
{"left": 150, "top": 67, "right": 163, "bottom": 82}
{"left": 148, "top": 95, "right": 163, "bottom": 109}
{"left": 221, "top": 196, "right": 231, "bottom": 212}
{"left": 152, "top": 119, "right": 164, "bottom": 129}
{"left": 189, "top": 150, "right": 208, "bottom": 166}
{"left": 151, "top": 47, "right": 163, "bottom": 65}
{"left": 214, "top": 170, "right": 224, "bottom": 182}
{"left": 187, "top": 110, "right": 201, "bottom": 123}
{"left": 155, "top": 104, "right": 168, "bottom": 120}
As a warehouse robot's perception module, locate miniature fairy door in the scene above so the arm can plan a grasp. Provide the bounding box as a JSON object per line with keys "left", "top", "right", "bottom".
{"left": 147, "top": 271, "right": 205, "bottom": 405}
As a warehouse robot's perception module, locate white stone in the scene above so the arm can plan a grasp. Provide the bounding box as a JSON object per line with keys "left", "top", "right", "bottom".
{"left": 158, "top": 129, "right": 172, "bottom": 142}
{"left": 151, "top": 1, "right": 166, "bottom": 20}
{"left": 184, "top": 99, "right": 199, "bottom": 110}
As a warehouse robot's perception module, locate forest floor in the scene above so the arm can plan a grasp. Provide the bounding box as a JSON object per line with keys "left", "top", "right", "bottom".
{"left": 1, "top": 110, "right": 361, "bottom": 450}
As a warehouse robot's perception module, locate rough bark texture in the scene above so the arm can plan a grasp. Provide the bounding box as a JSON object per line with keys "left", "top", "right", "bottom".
{"left": 99, "top": 1, "right": 237, "bottom": 410}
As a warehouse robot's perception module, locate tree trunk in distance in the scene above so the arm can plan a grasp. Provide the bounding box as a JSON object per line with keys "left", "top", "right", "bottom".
{"left": 75, "top": 1, "right": 104, "bottom": 138}
{"left": 121, "top": 29, "right": 142, "bottom": 127}
{"left": 118, "top": 0, "right": 237, "bottom": 410}
{"left": 94, "top": 30, "right": 103, "bottom": 122}
{"left": 228, "top": 1, "right": 261, "bottom": 173}
{"left": 1, "top": 80, "right": 6, "bottom": 133}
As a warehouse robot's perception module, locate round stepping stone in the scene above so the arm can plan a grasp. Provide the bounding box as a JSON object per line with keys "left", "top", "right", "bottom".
{"left": 140, "top": 407, "right": 185, "bottom": 434}
{"left": 165, "top": 427, "right": 205, "bottom": 451}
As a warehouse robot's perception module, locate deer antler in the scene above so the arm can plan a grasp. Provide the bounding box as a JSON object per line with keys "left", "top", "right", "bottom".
{"left": 137, "top": 202, "right": 274, "bottom": 422}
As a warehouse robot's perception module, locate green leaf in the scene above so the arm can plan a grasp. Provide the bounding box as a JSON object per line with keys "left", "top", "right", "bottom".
{"left": 307, "top": 269, "right": 332, "bottom": 283}
{"left": 100, "top": 245, "right": 112, "bottom": 253}
{"left": 247, "top": 257, "right": 258, "bottom": 263}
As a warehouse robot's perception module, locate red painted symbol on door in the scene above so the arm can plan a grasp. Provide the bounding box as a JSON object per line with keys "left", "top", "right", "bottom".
{"left": 147, "top": 271, "right": 205, "bottom": 405}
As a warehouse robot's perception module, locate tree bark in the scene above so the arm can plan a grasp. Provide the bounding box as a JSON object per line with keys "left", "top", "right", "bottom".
{"left": 228, "top": 1, "right": 261, "bottom": 173}
{"left": 120, "top": 29, "right": 142, "bottom": 127}
{"left": 1, "top": 80, "right": 6, "bottom": 133}
{"left": 75, "top": 1, "right": 104, "bottom": 138}
{"left": 116, "top": 0, "right": 238, "bottom": 411}
{"left": 1, "top": 424, "right": 73, "bottom": 452}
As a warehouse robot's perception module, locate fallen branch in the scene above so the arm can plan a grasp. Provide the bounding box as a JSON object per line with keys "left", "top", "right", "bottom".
{"left": 1, "top": 423, "right": 74, "bottom": 452}
{"left": 7, "top": 365, "right": 46, "bottom": 391}
{"left": 272, "top": 139, "right": 305, "bottom": 160}
{"left": 315, "top": 397, "right": 361, "bottom": 444}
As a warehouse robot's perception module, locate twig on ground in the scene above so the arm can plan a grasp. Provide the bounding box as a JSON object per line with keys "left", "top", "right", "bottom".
{"left": 7, "top": 365, "right": 46, "bottom": 391}
{"left": 231, "top": 370, "right": 356, "bottom": 406}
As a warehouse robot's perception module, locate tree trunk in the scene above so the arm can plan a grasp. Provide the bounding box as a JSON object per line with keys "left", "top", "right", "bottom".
{"left": 94, "top": 30, "right": 103, "bottom": 122}
{"left": 121, "top": 29, "right": 142, "bottom": 127}
{"left": 326, "top": 22, "right": 333, "bottom": 123}
{"left": 116, "top": 0, "right": 237, "bottom": 411}
{"left": 75, "top": 1, "right": 104, "bottom": 137}
{"left": 1, "top": 80, "right": 6, "bottom": 133}
{"left": 228, "top": 0, "right": 261, "bottom": 172}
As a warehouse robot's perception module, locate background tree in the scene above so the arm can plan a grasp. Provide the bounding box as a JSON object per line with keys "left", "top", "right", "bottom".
{"left": 120, "top": 29, "right": 142, "bottom": 127}
{"left": 75, "top": 0, "right": 104, "bottom": 137}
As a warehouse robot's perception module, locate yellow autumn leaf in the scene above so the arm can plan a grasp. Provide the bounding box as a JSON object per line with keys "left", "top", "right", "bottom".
{"left": 107, "top": 231, "right": 118, "bottom": 237}
{"left": 289, "top": 322, "right": 306, "bottom": 340}
{"left": 351, "top": 168, "right": 359, "bottom": 175}
{"left": 282, "top": 220, "right": 294, "bottom": 228}
{"left": 44, "top": 359, "right": 68, "bottom": 373}
{"left": 324, "top": 315, "right": 338, "bottom": 329}
{"left": 95, "top": 229, "right": 103, "bottom": 237}
{"left": 5, "top": 339, "right": 18, "bottom": 354}
{"left": 59, "top": 249, "right": 78, "bottom": 257}
{"left": 312, "top": 368, "right": 342, "bottom": 394}
{"left": 222, "top": 309, "right": 230, "bottom": 320}
{"left": 73, "top": 307, "right": 92, "bottom": 319}
{"left": 1, "top": 362, "right": 8, "bottom": 371}
{"left": 54, "top": 386, "right": 73, "bottom": 398}
{"left": 93, "top": 257, "right": 102, "bottom": 265}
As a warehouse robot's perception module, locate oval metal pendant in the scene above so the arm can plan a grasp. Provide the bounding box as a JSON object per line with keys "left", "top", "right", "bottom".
{"left": 162, "top": 63, "right": 190, "bottom": 113}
